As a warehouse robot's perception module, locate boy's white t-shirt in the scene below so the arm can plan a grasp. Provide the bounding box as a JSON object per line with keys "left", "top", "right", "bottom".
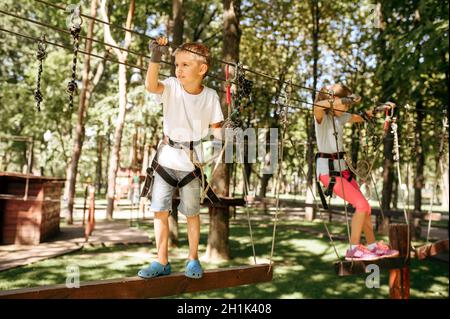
{"left": 155, "top": 77, "right": 224, "bottom": 172}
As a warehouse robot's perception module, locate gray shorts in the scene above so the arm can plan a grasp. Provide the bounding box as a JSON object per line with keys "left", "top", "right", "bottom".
{"left": 149, "top": 166, "right": 201, "bottom": 217}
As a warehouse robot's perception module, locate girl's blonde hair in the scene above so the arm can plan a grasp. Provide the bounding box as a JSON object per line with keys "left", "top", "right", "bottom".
{"left": 315, "top": 83, "right": 353, "bottom": 103}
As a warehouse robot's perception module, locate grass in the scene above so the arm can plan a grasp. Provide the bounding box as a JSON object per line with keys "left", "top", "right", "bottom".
{"left": 0, "top": 214, "right": 448, "bottom": 299}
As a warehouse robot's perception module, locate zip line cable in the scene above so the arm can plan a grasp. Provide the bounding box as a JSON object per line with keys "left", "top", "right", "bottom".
{"left": 5, "top": 5, "right": 448, "bottom": 117}
{"left": 1, "top": 9, "right": 232, "bottom": 84}
{"left": 32, "top": 0, "right": 334, "bottom": 97}
{"left": 33, "top": 0, "right": 235, "bottom": 67}
{"left": 1, "top": 10, "right": 447, "bottom": 120}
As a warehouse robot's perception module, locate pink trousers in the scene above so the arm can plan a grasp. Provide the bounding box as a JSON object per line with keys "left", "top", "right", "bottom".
{"left": 319, "top": 170, "right": 371, "bottom": 215}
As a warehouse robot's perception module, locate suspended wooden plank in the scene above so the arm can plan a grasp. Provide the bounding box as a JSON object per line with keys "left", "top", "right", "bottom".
{"left": 334, "top": 257, "right": 409, "bottom": 276}
{"left": 415, "top": 239, "right": 449, "bottom": 260}
{"left": 0, "top": 264, "right": 272, "bottom": 299}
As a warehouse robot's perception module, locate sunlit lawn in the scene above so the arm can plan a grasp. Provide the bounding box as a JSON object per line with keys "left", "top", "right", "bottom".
{"left": 0, "top": 212, "right": 448, "bottom": 299}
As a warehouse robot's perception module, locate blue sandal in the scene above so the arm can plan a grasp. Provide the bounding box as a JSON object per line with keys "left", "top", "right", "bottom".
{"left": 185, "top": 259, "right": 203, "bottom": 279}
{"left": 138, "top": 261, "right": 171, "bottom": 279}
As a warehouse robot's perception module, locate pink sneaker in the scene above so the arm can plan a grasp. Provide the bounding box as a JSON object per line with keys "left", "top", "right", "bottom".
{"left": 369, "top": 241, "right": 399, "bottom": 258}
{"left": 345, "top": 244, "right": 379, "bottom": 261}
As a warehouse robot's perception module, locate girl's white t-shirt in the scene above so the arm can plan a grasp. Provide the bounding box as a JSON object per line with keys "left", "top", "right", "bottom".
{"left": 155, "top": 77, "right": 224, "bottom": 171}
{"left": 314, "top": 112, "right": 351, "bottom": 179}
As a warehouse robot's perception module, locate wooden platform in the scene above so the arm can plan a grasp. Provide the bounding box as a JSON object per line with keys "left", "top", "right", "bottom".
{"left": 0, "top": 264, "right": 273, "bottom": 299}
{"left": 415, "top": 239, "right": 449, "bottom": 260}
{"left": 334, "top": 257, "right": 409, "bottom": 276}
{"left": 0, "top": 221, "right": 151, "bottom": 272}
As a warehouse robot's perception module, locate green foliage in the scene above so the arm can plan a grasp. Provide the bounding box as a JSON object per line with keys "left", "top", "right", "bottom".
{"left": 0, "top": 0, "right": 448, "bottom": 194}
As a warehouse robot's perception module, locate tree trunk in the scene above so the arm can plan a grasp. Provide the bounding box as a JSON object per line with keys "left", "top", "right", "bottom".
{"left": 441, "top": 151, "right": 449, "bottom": 209}
{"left": 106, "top": 62, "right": 129, "bottom": 220}
{"left": 170, "top": 0, "right": 184, "bottom": 76}
{"left": 259, "top": 173, "right": 271, "bottom": 197}
{"left": 96, "top": 133, "right": 103, "bottom": 195}
{"left": 101, "top": 0, "right": 135, "bottom": 220}
{"left": 204, "top": 0, "right": 241, "bottom": 262}
{"left": 105, "top": 118, "right": 111, "bottom": 195}
{"left": 413, "top": 101, "right": 424, "bottom": 238}
{"left": 63, "top": 0, "right": 97, "bottom": 225}
{"left": 167, "top": 0, "right": 185, "bottom": 246}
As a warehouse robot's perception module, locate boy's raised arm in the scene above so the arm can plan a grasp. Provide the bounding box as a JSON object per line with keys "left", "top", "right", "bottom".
{"left": 145, "top": 37, "right": 168, "bottom": 94}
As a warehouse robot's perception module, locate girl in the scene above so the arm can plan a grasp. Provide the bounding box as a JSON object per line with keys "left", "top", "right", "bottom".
{"left": 314, "top": 83, "right": 398, "bottom": 261}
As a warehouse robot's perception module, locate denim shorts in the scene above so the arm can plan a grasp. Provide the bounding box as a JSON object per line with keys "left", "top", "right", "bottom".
{"left": 149, "top": 166, "right": 201, "bottom": 217}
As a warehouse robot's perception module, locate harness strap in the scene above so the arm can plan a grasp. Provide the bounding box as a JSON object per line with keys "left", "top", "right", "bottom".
{"left": 314, "top": 152, "right": 353, "bottom": 209}
{"left": 164, "top": 136, "right": 201, "bottom": 150}
{"left": 144, "top": 137, "right": 223, "bottom": 205}
{"left": 151, "top": 159, "right": 178, "bottom": 187}
{"left": 178, "top": 167, "right": 202, "bottom": 188}
{"left": 140, "top": 167, "right": 154, "bottom": 198}
{"left": 324, "top": 157, "right": 336, "bottom": 197}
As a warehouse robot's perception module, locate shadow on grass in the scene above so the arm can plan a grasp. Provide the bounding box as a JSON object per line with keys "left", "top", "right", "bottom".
{"left": 0, "top": 216, "right": 447, "bottom": 299}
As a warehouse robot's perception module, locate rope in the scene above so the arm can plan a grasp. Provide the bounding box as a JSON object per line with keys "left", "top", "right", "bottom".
{"left": 370, "top": 171, "right": 385, "bottom": 222}
{"left": 34, "top": 34, "right": 47, "bottom": 112}
{"left": 390, "top": 118, "right": 412, "bottom": 260}
{"left": 268, "top": 80, "right": 291, "bottom": 272}
{"left": 287, "top": 136, "right": 342, "bottom": 260}
{"left": 328, "top": 91, "right": 353, "bottom": 259}
{"left": 66, "top": 6, "right": 82, "bottom": 110}
{"left": 242, "top": 163, "right": 257, "bottom": 265}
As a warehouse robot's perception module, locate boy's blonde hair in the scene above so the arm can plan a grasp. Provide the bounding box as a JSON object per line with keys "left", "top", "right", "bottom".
{"left": 173, "top": 43, "right": 211, "bottom": 76}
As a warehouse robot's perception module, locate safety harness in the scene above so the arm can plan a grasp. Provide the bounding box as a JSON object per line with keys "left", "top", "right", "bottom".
{"left": 315, "top": 151, "right": 353, "bottom": 210}
{"left": 140, "top": 136, "right": 222, "bottom": 206}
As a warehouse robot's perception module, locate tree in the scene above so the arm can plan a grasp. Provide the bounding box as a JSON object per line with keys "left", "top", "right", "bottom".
{"left": 168, "top": 0, "right": 185, "bottom": 247}
{"left": 100, "top": 0, "right": 135, "bottom": 220}
{"left": 204, "top": 0, "right": 241, "bottom": 262}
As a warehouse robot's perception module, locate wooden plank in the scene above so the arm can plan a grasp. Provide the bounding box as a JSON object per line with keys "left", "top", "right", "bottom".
{"left": 0, "top": 264, "right": 273, "bottom": 299}
{"left": 334, "top": 257, "right": 409, "bottom": 276}
{"left": 415, "top": 239, "right": 449, "bottom": 260}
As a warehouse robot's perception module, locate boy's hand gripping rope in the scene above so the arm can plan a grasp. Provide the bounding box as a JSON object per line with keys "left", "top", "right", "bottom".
{"left": 34, "top": 34, "right": 47, "bottom": 112}
{"left": 148, "top": 39, "right": 169, "bottom": 63}
{"left": 66, "top": 6, "right": 83, "bottom": 110}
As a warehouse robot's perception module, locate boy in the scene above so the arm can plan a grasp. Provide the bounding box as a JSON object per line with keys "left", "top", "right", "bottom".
{"left": 138, "top": 37, "right": 224, "bottom": 279}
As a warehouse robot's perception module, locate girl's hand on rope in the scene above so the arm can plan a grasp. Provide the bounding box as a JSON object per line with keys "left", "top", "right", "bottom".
{"left": 374, "top": 101, "right": 396, "bottom": 112}
{"left": 341, "top": 94, "right": 361, "bottom": 106}
{"left": 149, "top": 36, "right": 169, "bottom": 63}
{"left": 350, "top": 94, "right": 362, "bottom": 104}
{"left": 384, "top": 101, "right": 396, "bottom": 109}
